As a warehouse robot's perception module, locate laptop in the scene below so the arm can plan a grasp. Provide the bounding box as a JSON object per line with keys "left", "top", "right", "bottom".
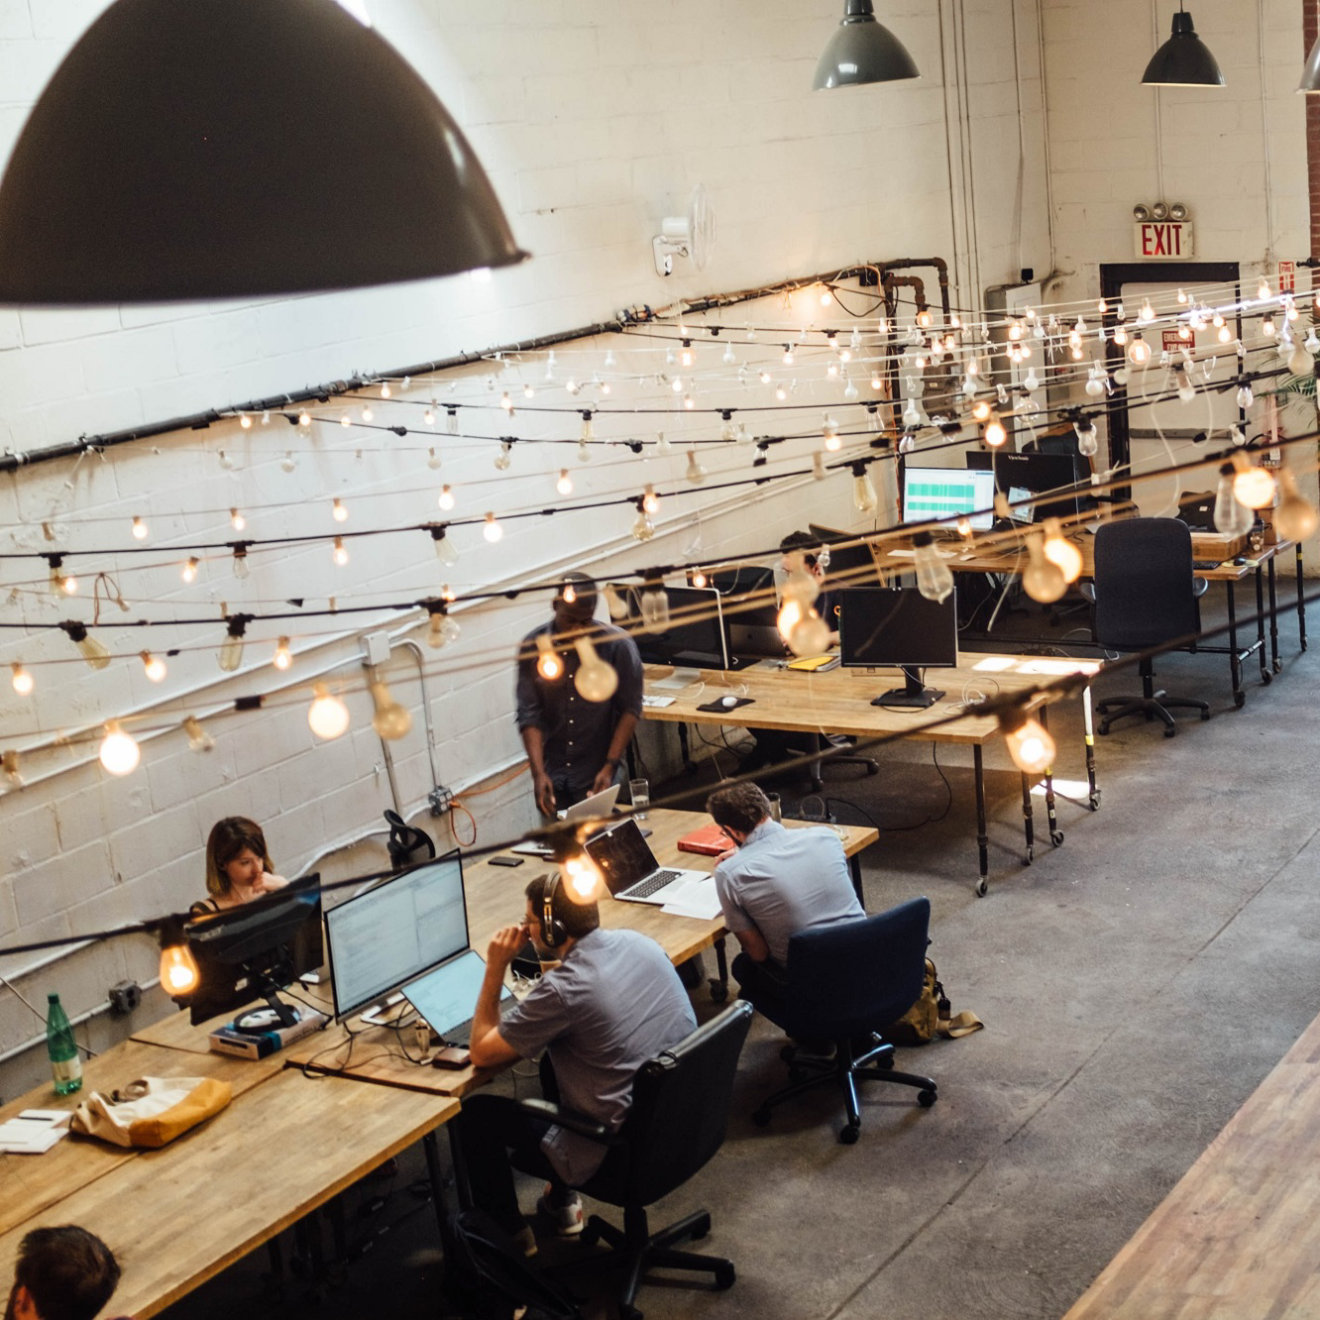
{"left": 511, "top": 783, "right": 622, "bottom": 857}
{"left": 727, "top": 622, "right": 789, "bottom": 659}
{"left": 585, "top": 817, "right": 711, "bottom": 905}
{"left": 403, "top": 948, "right": 514, "bottom": 1046}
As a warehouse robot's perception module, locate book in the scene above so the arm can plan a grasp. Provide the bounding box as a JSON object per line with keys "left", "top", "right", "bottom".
{"left": 786, "top": 654, "right": 840, "bottom": 672}
{"left": 208, "top": 1009, "right": 327, "bottom": 1059}
{"left": 677, "top": 822, "right": 735, "bottom": 856}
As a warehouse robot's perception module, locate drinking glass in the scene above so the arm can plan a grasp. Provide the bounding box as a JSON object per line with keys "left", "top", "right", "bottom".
{"left": 629, "top": 777, "right": 650, "bottom": 819}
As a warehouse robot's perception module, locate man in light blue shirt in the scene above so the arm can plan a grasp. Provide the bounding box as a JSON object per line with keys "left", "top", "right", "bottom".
{"left": 708, "top": 782, "right": 864, "bottom": 1019}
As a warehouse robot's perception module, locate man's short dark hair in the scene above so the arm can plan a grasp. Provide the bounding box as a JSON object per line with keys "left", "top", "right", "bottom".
{"left": 15, "top": 1226, "right": 120, "bottom": 1320}
{"left": 554, "top": 571, "right": 598, "bottom": 620}
{"left": 525, "top": 871, "right": 601, "bottom": 940}
{"left": 779, "top": 530, "right": 821, "bottom": 569}
{"left": 707, "top": 783, "right": 772, "bottom": 836}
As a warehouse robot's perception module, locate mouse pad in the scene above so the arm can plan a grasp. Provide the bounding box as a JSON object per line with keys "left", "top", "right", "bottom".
{"left": 696, "top": 696, "right": 755, "bottom": 713}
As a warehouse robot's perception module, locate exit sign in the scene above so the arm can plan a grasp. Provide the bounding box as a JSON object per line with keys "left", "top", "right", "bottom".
{"left": 1134, "top": 221, "right": 1194, "bottom": 259}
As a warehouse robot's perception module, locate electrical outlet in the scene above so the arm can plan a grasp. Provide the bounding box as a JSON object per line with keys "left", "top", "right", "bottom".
{"left": 428, "top": 785, "right": 453, "bottom": 817}
{"left": 108, "top": 980, "right": 141, "bottom": 1015}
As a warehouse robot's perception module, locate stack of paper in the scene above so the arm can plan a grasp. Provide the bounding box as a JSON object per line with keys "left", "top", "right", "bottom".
{"left": 0, "top": 1109, "right": 72, "bottom": 1154}
{"left": 661, "top": 875, "right": 722, "bottom": 921}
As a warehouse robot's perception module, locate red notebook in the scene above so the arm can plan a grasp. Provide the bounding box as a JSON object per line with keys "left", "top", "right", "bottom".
{"left": 677, "top": 823, "right": 735, "bottom": 856}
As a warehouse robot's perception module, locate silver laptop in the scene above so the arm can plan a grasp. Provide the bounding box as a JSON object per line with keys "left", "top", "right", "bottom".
{"left": 585, "top": 817, "right": 710, "bottom": 906}
{"left": 511, "top": 783, "right": 622, "bottom": 857}
{"left": 403, "top": 948, "right": 513, "bottom": 1046}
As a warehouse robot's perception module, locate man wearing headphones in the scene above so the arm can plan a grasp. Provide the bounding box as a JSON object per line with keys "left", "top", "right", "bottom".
{"left": 458, "top": 872, "right": 696, "bottom": 1251}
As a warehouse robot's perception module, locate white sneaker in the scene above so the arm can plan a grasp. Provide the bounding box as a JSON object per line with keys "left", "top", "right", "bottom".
{"left": 536, "top": 1185, "right": 584, "bottom": 1237}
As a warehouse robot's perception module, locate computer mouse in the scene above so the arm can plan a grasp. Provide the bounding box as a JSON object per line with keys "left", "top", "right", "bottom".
{"left": 720, "top": 695, "right": 739, "bottom": 709}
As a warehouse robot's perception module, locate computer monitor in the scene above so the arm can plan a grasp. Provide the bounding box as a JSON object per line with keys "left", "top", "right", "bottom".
{"left": 629, "top": 585, "right": 730, "bottom": 669}
{"left": 964, "top": 450, "right": 1093, "bottom": 521}
{"left": 808, "top": 524, "right": 879, "bottom": 588}
{"left": 182, "top": 874, "right": 323, "bottom": 1029}
{"left": 901, "top": 465, "right": 996, "bottom": 530}
{"left": 323, "top": 851, "right": 469, "bottom": 1022}
{"left": 838, "top": 586, "right": 959, "bottom": 708}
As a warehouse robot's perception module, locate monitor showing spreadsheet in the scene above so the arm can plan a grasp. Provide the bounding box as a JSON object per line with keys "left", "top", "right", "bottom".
{"left": 902, "top": 466, "right": 996, "bottom": 530}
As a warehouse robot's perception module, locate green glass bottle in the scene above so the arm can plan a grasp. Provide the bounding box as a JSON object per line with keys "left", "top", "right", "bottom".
{"left": 46, "top": 992, "right": 82, "bottom": 1095}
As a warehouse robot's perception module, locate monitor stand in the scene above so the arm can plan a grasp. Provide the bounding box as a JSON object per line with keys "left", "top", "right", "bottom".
{"left": 871, "top": 666, "right": 944, "bottom": 709}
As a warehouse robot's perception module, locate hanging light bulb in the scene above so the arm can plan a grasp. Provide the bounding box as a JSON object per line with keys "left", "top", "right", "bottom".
{"left": 218, "top": 449, "right": 235, "bottom": 470}
{"left": 11, "top": 662, "right": 34, "bottom": 695}
{"left": 653, "top": 432, "right": 672, "bottom": 455}
{"left": 157, "top": 920, "right": 201, "bottom": 997}
{"left": 902, "top": 395, "right": 921, "bottom": 428}
{"left": 983, "top": 415, "right": 1007, "bottom": 448}
{"left": 871, "top": 370, "right": 884, "bottom": 391}
{"left": 1074, "top": 415, "right": 1099, "bottom": 457}
{"left": 239, "top": 412, "right": 253, "bottom": 430}
{"left": 785, "top": 606, "right": 831, "bottom": 656}
{"left": 99, "top": 721, "right": 140, "bottom": 776}
{"left": 273, "top": 636, "right": 293, "bottom": 671}
{"left": 62, "top": 622, "right": 110, "bottom": 669}
{"left": 308, "top": 683, "right": 351, "bottom": 740}
{"left": 230, "top": 507, "right": 246, "bottom": 532}
{"left": 482, "top": 512, "right": 503, "bottom": 543}
{"left": 493, "top": 439, "right": 513, "bottom": 471}
{"left": 218, "top": 616, "right": 248, "bottom": 671}
{"left": 426, "top": 602, "right": 461, "bottom": 649}
{"left": 639, "top": 579, "right": 670, "bottom": 632}
{"left": 812, "top": 452, "right": 828, "bottom": 480}
{"left": 332, "top": 535, "right": 349, "bottom": 566}
{"left": 1, "top": 749, "right": 23, "bottom": 790}
{"left": 782, "top": 344, "right": 795, "bottom": 366}
{"left": 327, "top": 497, "right": 347, "bottom": 524}
{"left": 280, "top": 449, "right": 298, "bottom": 472}
{"left": 1274, "top": 468, "right": 1319, "bottom": 541}
{"left": 369, "top": 680, "right": 412, "bottom": 740}
{"left": 556, "top": 468, "right": 574, "bottom": 496}
{"left": 1000, "top": 708, "right": 1056, "bottom": 776}
{"left": 1175, "top": 366, "right": 1196, "bottom": 403}
{"left": 1084, "top": 368, "right": 1106, "bottom": 398}
{"left": 685, "top": 450, "right": 707, "bottom": 485}
{"left": 1231, "top": 453, "right": 1277, "bottom": 509}
{"left": 437, "top": 484, "right": 456, "bottom": 511}
{"left": 535, "top": 634, "right": 564, "bottom": 681}
{"left": 1021, "top": 533, "right": 1067, "bottom": 603}
{"left": 632, "top": 508, "right": 655, "bottom": 541}
{"left": 911, "top": 530, "right": 954, "bottom": 603}
{"left": 140, "top": 650, "right": 167, "bottom": 682}
{"left": 561, "top": 847, "right": 606, "bottom": 902}
{"left": 852, "top": 462, "right": 878, "bottom": 514}
{"left": 1128, "top": 334, "right": 1151, "bottom": 365}
{"left": 1236, "top": 379, "right": 1254, "bottom": 409}
{"left": 1041, "top": 519, "right": 1083, "bottom": 583}
{"left": 640, "top": 483, "right": 660, "bottom": 516}
{"left": 1262, "top": 313, "right": 1277, "bottom": 340}
{"left": 183, "top": 715, "right": 215, "bottom": 753}
{"left": 1112, "top": 324, "right": 1128, "bottom": 347}
{"left": 339, "top": 411, "right": 351, "bottom": 428}
{"left": 231, "top": 544, "right": 250, "bottom": 579}
{"left": 444, "top": 405, "right": 458, "bottom": 433}
{"left": 128, "top": 514, "right": 149, "bottom": 542}
{"left": 1289, "top": 338, "right": 1314, "bottom": 377}
{"left": 823, "top": 415, "right": 842, "bottom": 451}
{"left": 1214, "top": 462, "right": 1254, "bottom": 536}
{"left": 424, "top": 403, "right": 438, "bottom": 425}
{"left": 181, "top": 556, "right": 199, "bottom": 584}
{"left": 603, "top": 584, "right": 629, "bottom": 621}
{"left": 574, "top": 637, "right": 619, "bottom": 702}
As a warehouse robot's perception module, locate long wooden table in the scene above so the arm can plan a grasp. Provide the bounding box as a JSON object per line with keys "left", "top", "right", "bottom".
{"left": 1063, "top": 1006, "right": 1320, "bottom": 1319}
{"left": 644, "top": 654, "right": 1097, "bottom": 895}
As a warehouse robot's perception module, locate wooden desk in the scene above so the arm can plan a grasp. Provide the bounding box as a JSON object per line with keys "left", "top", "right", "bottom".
{"left": 1063, "top": 1007, "right": 1320, "bottom": 1319}
{"left": 0, "top": 1068, "right": 457, "bottom": 1319}
{"left": 644, "top": 655, "right": 1097, "bottom": 895}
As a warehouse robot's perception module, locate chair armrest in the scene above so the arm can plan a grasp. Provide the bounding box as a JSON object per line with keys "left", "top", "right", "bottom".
{"left": 513, "top": 1097, "right": 611, "bottom": 1142}
{"left": 1192, "top": 577, "right": 1209, "bottom": 598}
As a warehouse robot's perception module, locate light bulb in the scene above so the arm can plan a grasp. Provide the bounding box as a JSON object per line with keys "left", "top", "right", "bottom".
{"left": 141, "top": 651, "right": 167, "bottom": 682}
{"left": 437, "top": 485, "right": 456, "bottom": 511}
{"left": 1231, "top": 455, "right": 1277, "bottom": 510}
{"left": 500, "top": 390, "right": 513, "bottom": 413}
{"left": 1217, "top": 323, "right": 1233, "bottom": 345}
{"left": 1176, "top": 368, "right": 1196, "bottom": 403}
{"left": 1041, "top": 520, "right": 1083, "bottom": 583}
{"left": 1258, "top": 277, "right": 1272, "bottom": 302}
{"left": 871, "top": 371, "right": 884, "bottom": 391}
{"left": 64, "top": 623, "right": 110, "bottom": 670}
{"left": 232, "top": 546, "right": 249, "bottom": 578}
{"left": 494, "top": 441, "right": 512, "bottom": 471}
{"left": 239, "top": 412, "right": 252, "bottom": 429}
{"left": 1112, "top": 325, "right": 1128, "bottom": 347}
{"left": 1022, "top": 535, "right": 1067, "bottom": 604}
{"left": 1214, "top": 463, "right": 1254, "bottom": 536}
{"left": 273, "top": 636, "right": 293, "bottom": 671}
{"left": 639, "top": 582, "right": 670, "bottom": 632}
{"left": 184, "top": 716, "right": 214, "bottom": 753}
{"left": 427, "top": 607, "right": 461, "bottom": 649}
{"left": 340, "top": 412, "right": 352, "bottom": 428}
{"left": 11, "top": 662, "right": 33, "bottom": 696}
{"left": 332, "top": 536, "right": 349, "bottom": 566}
{"left": 298, "top": 409, "right": 311, "bottom": 427}
{"left": 912, "top": 531, "right": 954, "bottom": 603}
{"left": 902, "top": 396, "right": 921, "bottom": 428}
{"left": 483, "top": 512, "right": 503, "bottom": 543}
{"left": 782, "top": 345, "right": 794, "bottom": 366}
{"left": 603, "top": 584, "right": 629, "bottom": 621}
{"left": 424, "top": 405, "right": 437, "bottom": 426}
{"left": 1236, "top": 381, "right": 1254, "bottom": 410}
{"left": 984, "top": 417, "right": 1007, "bottom": 448}
{"left": 427, "top": 524, "right": 459, "bottom": 566}
{"left": 1262, "top": 314, "right": 1277, "bottom": 340}
{"left": 182, "top": 557, "right": 199, "bottom": 583}
{"left": 812, "top": 453, "right": 827, "bottom": 480}
{"left": 370, "top": 681, "right": 412, "bottom": 740}
{"left": 785, "top": 608, "right": 831, "bottom": 656}
{"left": 536, "top": 634, "right": 563, "bottom": 681}
{"left": 218, "top": 449, "right": 234, "bottom": 469}
{"left": 308, "top": 683, "right": 351, "bottom": 740}
{"left": 1128, "top": 335, "right": 1151, "bottom": 365}
{"left": 99, "top": 721, "right": 141, "bottom": 776}
{"left": 556, "top": 469, "right": 574, "bottom": 496}
{"left": 685, "top": 451, "right": 707, "bottom": 485}
{"left": 1289, "top": 340, "right": 1314, "bottom": 377}
{"left": 230, "top": 508, "right": 246, "bottom": 532}
{"left": 1085, "top": 369, "right": 1106, "bottom": 398}
{"left": 218, "top": 618, "right": 247, "bottom": 671}
{"left": 1001, "top": 710, "right": 1056, "bottom": 776}
{"left": 131, "top": 515, "right": 148, "bottom": 541}
{"left": 1, "top": 749, "right": 22, "bottom": 789}
{"left": 853, "top": 467, "right": 878, "bottom": 514}
{"left": 690, "top": 570, "right": 708, "bottom": 590}
{"left": 159, "top": 940, "right": 201, "bottom": 997}
{"left": 1274, "top": 469, "right": 1320, "bottom": 541}
{"left": 332, "top": 498, "right": 348, "bottom": 522}
{"left": 1022, "top": 368, "right": 1040, "bottom": 393}
{"left": 781, "top": 562, "right": 820, "bottom": 609}
{"left": 1074, "top": 418, "right": 1099, "bottom": 457}
{"left": 562, "top": 851, "right": 605, "bottom": 902}
{"left": 574, "top": 637, "right": 619, "bottom": 702}
{"left": 281, "top": 451, "right": 297, "bottom": 472}
{"left": 642, "top": 484, "right": 660, "bottom": 515}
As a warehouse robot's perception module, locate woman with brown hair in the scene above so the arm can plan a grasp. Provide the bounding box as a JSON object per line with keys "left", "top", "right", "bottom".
{"left": 192, "top": 816, "right": 288, "bottom": 916}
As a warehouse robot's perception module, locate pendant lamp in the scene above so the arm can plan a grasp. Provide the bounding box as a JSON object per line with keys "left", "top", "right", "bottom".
{"left": 0, "top": 0, "right": 527, "bottom": 304}
{"left": 813, "top": 0, "right": 919, "bottom": 91}
{"left": 1141, "top": 3, "right": 1225, "bottom": 88}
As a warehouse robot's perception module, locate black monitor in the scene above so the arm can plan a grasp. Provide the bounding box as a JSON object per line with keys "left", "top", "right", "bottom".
{"left": 182, "top": 874, "right": 323, "bottom": 1029}
{"left": 323, "top": 851, "right": 468, "bottom": 1022}
{"left": 808, "top": 524, "right": 879, "bottom": 588}
{"left": 629, "top": 585, "right": 730, "bottom": 669}
{"left": 838, "top": 587, "right": 958, "bottom": 708}
{"left": 964, "top": 450, "right": 1093, "bottom": 521}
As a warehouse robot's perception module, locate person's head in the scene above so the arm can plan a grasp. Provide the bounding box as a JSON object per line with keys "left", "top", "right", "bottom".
{"left": 779, "top": 530, "right": 824, "bottom": 578}
{"left": 707, "top": 782, "right": 773, "bottom": 843}
{"left": 204, "top": 816, "right": 274, "bottom": 898}
{"left": 7, "top": 1226, "right": 119, "bottom": 1320}
{"left": 523, "top": 871, "right": 600, "bottom": 955}
{"left": 551, "top": 572, "right": 598, "bottom": 631}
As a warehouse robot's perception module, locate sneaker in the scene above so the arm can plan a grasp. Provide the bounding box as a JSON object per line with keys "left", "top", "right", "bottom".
{"left": 536, "top": 1185, "right": 585, "bottom": 1237}
{"left": 511, "top": 1224, "right": 538, "bottom": 1258}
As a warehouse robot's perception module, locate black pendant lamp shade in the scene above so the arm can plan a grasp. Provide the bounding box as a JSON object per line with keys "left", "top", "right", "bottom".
{"left": 1141, "top": 6, "right": 1225, "bottom": 88}
{"left": 813, "top": 0, "right": 920, "bottom": 91}
{"left": 0, "top": 0, "right": 528, "bottom": 304}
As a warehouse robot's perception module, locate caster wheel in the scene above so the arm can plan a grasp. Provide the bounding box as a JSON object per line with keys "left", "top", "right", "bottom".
{"left": 1262, "top": 672, "right": 1272, "bottom": 685}
{"left": 1234, "top": 691, "right": 1246, "bottom": 708}
{"left": 1050, "top": 831, "right": 1064, "bottom": 847}
{"left": 1274, "top": 660, "right": 1283, "bottom": 674}
{"left": 1200, "top": 708, "right": 1211, "bottom": 721}
{"left": 865, "top": 763, "right": 879, "bottom": 776}
{"left": 752, "top": 1107, "right": 772, "bottom": 1127}
{"left": 1163, "top": 725, "right": 1176, "bottom": 738}
{"left": 975, "top": 878, "right": 988, "bottom": 897}
{"left": 1098, "top": 725, "right": 1110, "bottom": 736}
{"left": 715, "top": 1262, "right": 737, "bottom": 1290}
{"left": 838, "top": 1124, "right": 860, "bottom": 1145}
{"left": 918, "top": 1089, "right": 938, "bottom": 1108}
{"left": 1023, "top": 847, "right": 1033, "bottom": 866}
{"left": 708, "top": 982, "right": 728, "bottom": 1003}
{"left": 1089, "top": 792, "right": 1101, "bottom": 811}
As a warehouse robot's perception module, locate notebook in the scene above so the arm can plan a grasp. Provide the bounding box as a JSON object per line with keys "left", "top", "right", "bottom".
{"left": 677, "top": 822, "right": 735, "bottom": 856}
{"left": 511, "top": 783, "right": 622, "bottom": 856}
{"left": 403, "top": 948, "right": 514, "bottom": 1046}
{"left": 585, "top": 817, "right": 711, "bottom": 906}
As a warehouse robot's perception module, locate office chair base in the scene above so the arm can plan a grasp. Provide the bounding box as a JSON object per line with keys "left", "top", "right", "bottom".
{"left": 580, "top": 1205, "right": 735, "bottom": 1317}
{"left": 1097, "top": 690, "right": 1210, "bottom": 738}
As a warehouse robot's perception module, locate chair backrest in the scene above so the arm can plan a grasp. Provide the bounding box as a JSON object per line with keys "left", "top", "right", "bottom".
{"left": 585, "top": 1000, "right": 753, "bottom": 1208}
{"left": 1092, "top": 517, "right": 1200, "bottom": 649}
{"left": 780, "top": 897, "right": 930, "bottom": 1042}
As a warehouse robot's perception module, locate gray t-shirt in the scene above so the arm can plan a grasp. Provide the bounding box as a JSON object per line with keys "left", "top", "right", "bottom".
{"left": 713, "top": 819, "right": 864, "bottom": 966}
{"left": 499, "top": 927, "right": 697, "bottom": 1184}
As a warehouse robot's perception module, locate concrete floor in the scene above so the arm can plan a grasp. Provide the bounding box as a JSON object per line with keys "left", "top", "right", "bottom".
{"left": 166, "top": 584, "right": 1320, "bottom": 1320}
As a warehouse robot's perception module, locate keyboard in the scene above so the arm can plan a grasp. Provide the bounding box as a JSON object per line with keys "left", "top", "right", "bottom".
{"left": 1192, "top": 559, "right": 1222, "bottom": 571}
{"left": 619, "top": 868, "right": 682, "bottom": 900}
{"left": 642, "top": 694, "right": 676, "bottom": 708}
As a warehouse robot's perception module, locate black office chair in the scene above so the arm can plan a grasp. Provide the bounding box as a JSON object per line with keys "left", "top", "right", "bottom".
{"left": 749, "top": 899, "right": 938, "bottom": 1145}
{"left": 1086, "top": 517, "right": 1210, "bottom": 738}
{"left": 383, "top": 809, "right": 435, "bottom": 871}
{"left": 514, "top": 1001, "right": 753, "bottom": 1320}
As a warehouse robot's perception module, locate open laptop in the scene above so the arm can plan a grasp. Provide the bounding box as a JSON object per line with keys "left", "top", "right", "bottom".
{"left": 585, "top": 817, "right": 711, "bottom": 905}
{"left": 402, "top": 948, "right": 514, "bottom": 1046}
{"left": 511, "top": 783, "right": 622, "bottom": 857}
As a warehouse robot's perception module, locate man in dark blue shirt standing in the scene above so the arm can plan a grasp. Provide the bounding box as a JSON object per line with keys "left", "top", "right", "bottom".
{"left": 516, "top": 573, "right": 644, "bottom": 816}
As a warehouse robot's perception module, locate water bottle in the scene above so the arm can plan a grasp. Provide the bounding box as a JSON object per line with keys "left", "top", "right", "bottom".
{"left": 46, "top": 993, "right": 82, "bottom": 1095}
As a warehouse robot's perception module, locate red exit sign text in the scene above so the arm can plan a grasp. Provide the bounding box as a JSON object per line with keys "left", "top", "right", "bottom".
{"left": 1134, "top": 221, "right": 1194, "bottom": 259}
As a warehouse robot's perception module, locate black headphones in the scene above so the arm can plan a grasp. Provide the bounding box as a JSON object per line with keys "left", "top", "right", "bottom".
{"left": 540, "top": 872, "right": 568, "bottom": 948}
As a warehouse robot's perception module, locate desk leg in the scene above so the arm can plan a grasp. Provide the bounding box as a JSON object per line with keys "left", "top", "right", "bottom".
{"left": 974, "top": 745, "right": 989, "bottom": 897}
{"left": 1268, "top": 554, "right": 1281, "bottom": 673}
{"left": 1226, "top": 582, "right": 1245, "bottom": 707}
{"left": 709, "top": 937, "right": 730, "bottom": 1003}
{"left": 1254, "top": 564, "right": 1271, "bottom": 684}
{"left": 1019, "top": 772, "right": 1035, "bottom": 865}
{"left": 678, "top": 722, "right": 696, "bottom": 774}
{"left": 429, "top": 1129, "right": 457, "bottom": 1246}
{"left": 1083, "top": 684, "right": 1100, "bottom": 811}
{"left": 1038, "top": 706, "right": 1063, "bottom": 847}
{"left": 1297, "top": 542, "right": 1308, "bottom": 652}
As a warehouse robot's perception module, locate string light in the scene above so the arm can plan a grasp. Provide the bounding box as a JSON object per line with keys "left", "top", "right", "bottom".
{"left": 426, "top": 601, "right": 461, "bottom": 648}
{"left": 273, "top": 636, "right": 293, "bottom": 671}
{"left": 308, "top": 683, "right": 351, "bottom": 740}
{"left": 561, "top": 848, "right": 605, "bottom": 902}
{"left": 483, "top": 512, "right": 503, "bottom": 542}
{"left": 685, "top": 450, "right": 707, "bottom": 485}
{"left": 438, "top": 484, "right": 456, "bottom": 511}
{"left": 2, "top": 749, "right": 22, "bottom": 789}
{"left": 424, "top": 404, "right": 437, "bottom": 425}
{"left": 500, "top": 390, "right": 513, "bottom": 412}
{"left": 1230, "top": 453, "right": 1276, "bottom": 509}
{"left": 535, "top": 634, "right": 563, "bottom": 681}
{"left": 641, "top": 484, "right": 660, "bottom": 515}
{"left": 230, "top": 508, "right": 246, "bottom": 532}
{"left": 1000, "top": 708, "right": 1056, "bottom": 776}
{"left": 232, "top": 545, "right": 249, "bottom": 578}
{"left": 494, "top": 440, "right": 513, "bottom": 471}
{"left": 983, "top": 415, "right": 1007, "bottom": 448}
{"left": 632, "top": 507, "right": 655, "bottom": 541}
{"left": 281, "top": 450, "right": 298, "bottom": 471}
{"left": 1041, "top": 519, "right": 1083, "bottom": 583}
{"left": 218, "top": 616, "right": 248, "bottom": 672}
{"left": 99, "top": 721, "right": 141, "bottom": 776}
{"left": 11, "top": 663, "right": 34, "bottom": 696}
{"left": 430, "top": 525, "right": 459, "bottom": 566}
{"left": 556, "top": 468, "right": 574, "bottom": 496}
{"left": 822, "top": 414, "right": 841, "bottom": 452}
{"left": 332, "top": 536, "right": 349, "bottom": 565}
{"left": 1021, "top": 533, "right": 1066, "bottom": 604}
{"left": 131, "top": 515, "right": 148, "bottom": 540}
{"left": 332, "top": 498, "right": 348, "bottom": 522}
{"left": 912, "top": 530, "right": 954, "bottom": 603}
{"left": 362, "top": 404, "right": 374, "bottom": 422}
{"left": 1128, "top": 334, "right": 1151, "bottom": 365}
{"left": 140, "top": 651, "right": 167, "bottom": 682}
{"left": 851, "top": 462, "right": 878, "bottom": 514}
{"left": 182, "top": 556, "right": 199, "bottom": 583}
{"left": 639, "top": 578, "right": 671, "bottom": 632}
{"left": 156, "top": 919, "right": 200, "bottom": 996}
{"left": 239, "top": 412, "right": 252, "bottom": 429}
{"left": 62, "top": 621, "right": 110, "bottom": 669}
{"left": 1274, "top": 468, "right": 1320, "bottom": 541}
{"left": 369, "top": 680, "right": 412, "bottom": 740}
{"left": 573, "top": 637, "right": 618, "bottom": 701}
{"left": 184, "top": 716, "right": 215, "bottom": 753}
